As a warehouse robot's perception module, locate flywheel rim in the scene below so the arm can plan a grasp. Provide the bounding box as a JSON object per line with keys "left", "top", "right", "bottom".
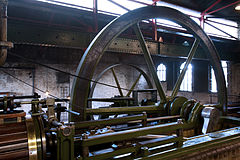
{"left": 70, "top": 6, "right": 227, "bottom": 121}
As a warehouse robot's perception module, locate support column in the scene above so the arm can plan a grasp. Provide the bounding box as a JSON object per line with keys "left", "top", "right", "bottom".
{"left": 0, "top": 0, "right": 13, "bottom": 66}
{"left": 93, "top": 0, "right": 98, "bottom": 32}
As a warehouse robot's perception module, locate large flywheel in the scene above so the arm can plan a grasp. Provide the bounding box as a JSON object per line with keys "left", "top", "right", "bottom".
{"left": 70, "top": 6, "right": 227, "bottom": 121}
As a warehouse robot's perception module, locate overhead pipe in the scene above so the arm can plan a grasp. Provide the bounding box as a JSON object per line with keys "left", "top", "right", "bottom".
{"left": 0, "top": 0, "right": 13, "bottom": 66}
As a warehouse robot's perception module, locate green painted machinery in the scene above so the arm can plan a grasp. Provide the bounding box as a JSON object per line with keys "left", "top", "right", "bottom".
{"left": 1, "top": 5, "right": 240, "bottom": 160}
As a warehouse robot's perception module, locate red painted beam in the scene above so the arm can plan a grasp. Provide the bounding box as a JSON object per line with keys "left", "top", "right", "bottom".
{"left": 205, "top": 0, "right": 240, "bottom": 15}
{"left": 127, "top": 0, "right": 151, "bottom": 6}
{"left": 108, "top": 0, "right": 130, "bottom": 11}
{"left": 201, "top": 0, "right": 222, "bottom": 15}
{"left": 152, "top": 0, "right": 157, "bottom": 41}
{"left": 200, "top": 0, "right": 221, "bottom": 28}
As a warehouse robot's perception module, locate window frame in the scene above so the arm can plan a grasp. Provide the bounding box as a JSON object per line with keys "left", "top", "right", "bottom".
{"left": 179, "top": 62, "right": 193, "bottom": 92}
{"left": 157, "top": 63, "right": 167, "bottom": 82}
{"left": 209, "top": 61, "right": 228, "bottom": 93}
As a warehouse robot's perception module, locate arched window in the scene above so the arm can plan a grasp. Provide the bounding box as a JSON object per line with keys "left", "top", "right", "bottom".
{"left": 210, "top": 61, "right": 228, "bottom": 92}
{"left": 180, "top": 62, "right": 192, "bottom": 91}
{"left": 157, "top": 63, "right": 166, "bottom": 81}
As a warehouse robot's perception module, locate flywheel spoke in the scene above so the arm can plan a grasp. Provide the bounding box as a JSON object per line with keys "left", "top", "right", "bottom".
{"left": 126, "top": 73, "right": 142, "bottom": 97}
{"left": 171, "top": 38, "right": 200, "bottom": 99}
{"left": 133, "top": 23, "right": 167, "bottom": 103}
{"left": 111, "top": 68, "right": 124, "bottom": 97}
